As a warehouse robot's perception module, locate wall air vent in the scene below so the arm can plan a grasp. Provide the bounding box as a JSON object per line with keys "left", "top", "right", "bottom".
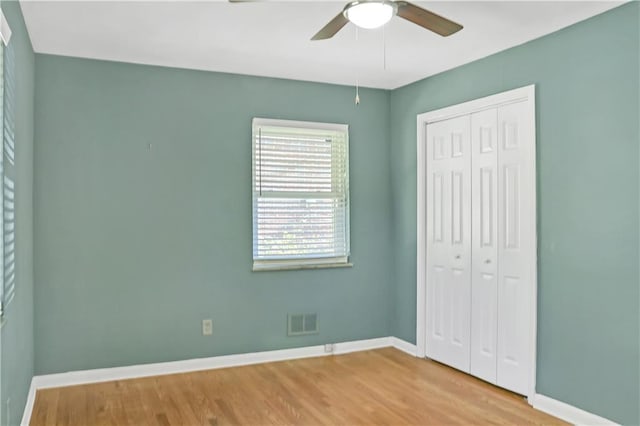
{"left": 287, "top": 313, "right": 318, "bottom": 336}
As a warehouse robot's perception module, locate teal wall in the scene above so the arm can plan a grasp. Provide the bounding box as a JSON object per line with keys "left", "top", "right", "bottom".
{"left": 0, "top": 1, "right": 34, "bottom": 425}
{"left": 30, "top": 2, "right": 639, "bottom": 425}
{"left": 389, "top": 3, "right": 639, "bottom": 424}
{"left": 33, "top": 55, "right": 393, "bottom": 375}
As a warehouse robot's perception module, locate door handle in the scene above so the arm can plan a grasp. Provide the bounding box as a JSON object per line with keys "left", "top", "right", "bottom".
{"left": 485, "top": 259, "right": 491, "bottom": 264}
{"left": 455, "top": 254, "right": 461, "bottom": 260}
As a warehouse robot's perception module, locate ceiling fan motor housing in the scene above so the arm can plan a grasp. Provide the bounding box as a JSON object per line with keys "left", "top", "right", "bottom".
{"left": 342, "top": 1, "right": 398, "bottom": 29}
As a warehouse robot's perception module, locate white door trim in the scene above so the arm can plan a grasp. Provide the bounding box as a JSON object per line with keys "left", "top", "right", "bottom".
{"left": 416, "top": 84, "right": 537, "bottom": 401}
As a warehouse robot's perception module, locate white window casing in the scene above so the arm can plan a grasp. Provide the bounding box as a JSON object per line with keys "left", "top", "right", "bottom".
{"left": 252, "top": 118, "right": 350, "bottom": 271}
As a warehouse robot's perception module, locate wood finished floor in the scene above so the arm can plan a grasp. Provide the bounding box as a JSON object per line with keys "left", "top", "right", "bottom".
{"left": 30, "top": 348, "right": 565, "bottom": 425}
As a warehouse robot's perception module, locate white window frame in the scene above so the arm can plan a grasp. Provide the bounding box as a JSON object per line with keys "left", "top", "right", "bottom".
{"left": 252, "top": 118, "right": 351, "bottom": 271}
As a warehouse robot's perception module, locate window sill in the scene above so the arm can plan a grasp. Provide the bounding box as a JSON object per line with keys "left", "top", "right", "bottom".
{"left": 253, "top": 262, "right": 353, "bottom": 272}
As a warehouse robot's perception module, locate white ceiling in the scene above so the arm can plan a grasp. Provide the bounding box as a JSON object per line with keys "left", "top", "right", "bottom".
{"left": 20, "top": 1, "right": 623, "bottom": 89}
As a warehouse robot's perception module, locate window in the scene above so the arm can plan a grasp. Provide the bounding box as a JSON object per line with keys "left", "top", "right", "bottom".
{"left": 252, "top": 118, "right": 350, "bottom": 271}
{"left": 0, "top": 11, "right": 13, "bottom": 320}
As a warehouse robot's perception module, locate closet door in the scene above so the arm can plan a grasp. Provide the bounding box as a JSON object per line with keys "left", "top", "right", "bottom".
{"left": 425, "top": 115, "right": 472, "bottom": 372}
{"left": 470, "top": 108, "right": 499, "bottom": 383}
{"left": 496, "top": 101, "right": 534, "bottom": 395}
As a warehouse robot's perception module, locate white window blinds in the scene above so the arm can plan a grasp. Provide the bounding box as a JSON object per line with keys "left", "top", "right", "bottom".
{"left": 0, "top": 14, "right": 14, "bottom": 319}
{"left": 252, "top": 118, "right": 350, "bottom": 271}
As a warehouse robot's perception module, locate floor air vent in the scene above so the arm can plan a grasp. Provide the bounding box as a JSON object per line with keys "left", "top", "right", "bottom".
{"left": 287, "top": 313, "right": 318, "bottom": 336}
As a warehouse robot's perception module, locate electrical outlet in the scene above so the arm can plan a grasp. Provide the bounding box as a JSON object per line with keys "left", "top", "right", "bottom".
{"left": 202, "top": 319, "right": 213, "bottom": 336}
{"left": 324, "top": 343, "right": 334, "bottom": 353}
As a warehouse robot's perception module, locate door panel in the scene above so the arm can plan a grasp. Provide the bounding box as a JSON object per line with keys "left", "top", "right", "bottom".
{"left": 501, "top": 275, "right": 523, "bottom": 364}
{"left": 504, "top": 165, "right": 520, "bottom": 249}
{"left": 451, "top": 171, "right": 464, "bottom": 244}
{"left": 432, "top": 265, "right": 446, "bottom": 339}
{"left": 433, "top": 173, "right": 444, "bottom": 242}
{"left": 497, "top": 101, "right": 534, "bottom": 395}
{"left": 480, "top": 168, "right": 494, "bottom": 247}
{"left": 470, "top": 108, "right": 498, "bottom": 383}
{"left": 450, "top": 268, "right": 466, "bottom": 346}
{"left": 425, "top": 115, "right": 471, "bottom": 372}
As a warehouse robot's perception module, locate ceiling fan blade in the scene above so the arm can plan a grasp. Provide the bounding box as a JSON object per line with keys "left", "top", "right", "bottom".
{"left": 311, "top": 11, "right": 349, "bottom": 41}
{"left": 395, "top": 1, "right": 462, "bottom": 37}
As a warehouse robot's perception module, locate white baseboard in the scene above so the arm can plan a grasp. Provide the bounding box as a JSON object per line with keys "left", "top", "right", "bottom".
{"left": 332, "top": 337, "right": 392, "bottom": 354}
{"left": 21, "top": 336, "right": 412, "bottom": 425}
{"left": 530, "top": 393, "right": 618, "bottom": 425}
{"left": 390, "top": 337, "right": 417, "bottom": 356}
{"left": 20, "top": 380, "right": 37, "bottom": 426}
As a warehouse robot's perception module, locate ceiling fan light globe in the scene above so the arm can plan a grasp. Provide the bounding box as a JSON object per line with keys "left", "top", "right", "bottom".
{"left": 344, "top": 2, "right": 395, "bottom": 29}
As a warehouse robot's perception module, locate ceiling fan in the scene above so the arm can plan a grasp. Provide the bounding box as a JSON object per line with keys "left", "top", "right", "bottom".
{"left": 229, "top": 1, "right": 463, "bottom": 41}
{"left": 311, "top": 1, "right": 463, "bottom": 40}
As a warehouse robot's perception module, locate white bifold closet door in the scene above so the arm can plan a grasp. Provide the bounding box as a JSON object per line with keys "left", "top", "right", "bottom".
{"left": 495, "top": 100, "right": 534, "bottom": 395}
{"left": 425, "top": 115, "right": 472, "bottom": 373}
{"left": 470, "top": 108, "right": 499, "bottom": 384}
{"left": 426, "top": 100, "right": 533, "bottom": 396}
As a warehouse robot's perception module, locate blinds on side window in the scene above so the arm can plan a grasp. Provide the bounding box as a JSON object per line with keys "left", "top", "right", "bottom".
{"left": 0, "top": 21, "right": 15, "bottom": 317}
